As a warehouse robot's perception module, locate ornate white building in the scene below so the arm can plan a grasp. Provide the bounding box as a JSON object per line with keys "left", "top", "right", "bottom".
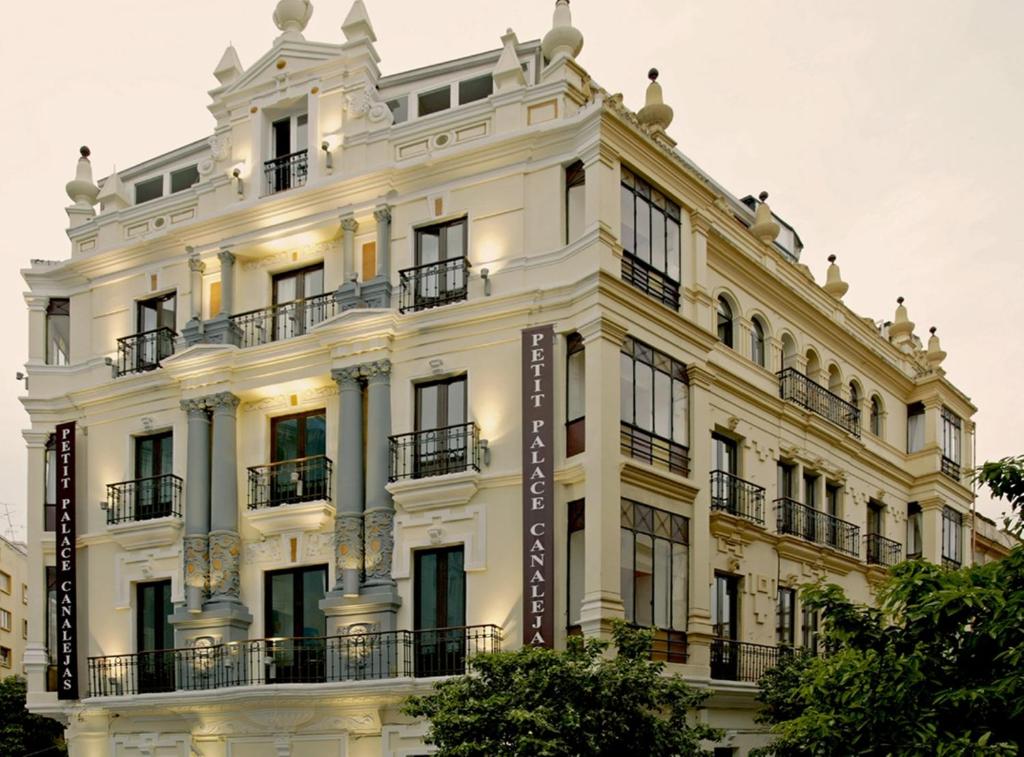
{"left": 22, "top": 1, "right": 982, "bottom": 754}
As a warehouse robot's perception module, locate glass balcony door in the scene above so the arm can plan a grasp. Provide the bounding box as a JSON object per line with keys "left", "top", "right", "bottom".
{"left": 414, "top": 547, "right": 466, "bottom": 677}
{"left": 711, "top": 573, "right": 740, "bottom": 680}
{"left": 134, "top": 293, "right": 176, "bottom": 369}
{"left": 711, "top": 433, "right": 738, "bottom": 512}
{"left": 265, "top": 565, "right": 328, "bottom": 683}
{"left": 414, "top": 219, "right": 467, "bottom": 307}
{"left": 414, "top": 377, "right": 467, "bottom": 478}
{"left": 269, "top": 410, "right": 327, "bottom": 506}
{"left": 135, "top": 432, "right": 173, "bottom": 520}
{"left": 272, "top": 264, "right": 325, "bottom": 340}
{"left": 137, "top": 580, "right": 174, "bottom": 693}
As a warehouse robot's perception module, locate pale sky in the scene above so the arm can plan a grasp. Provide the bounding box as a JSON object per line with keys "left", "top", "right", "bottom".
{"left": 0, "top": 0, "right": 1020, "bottom": 539}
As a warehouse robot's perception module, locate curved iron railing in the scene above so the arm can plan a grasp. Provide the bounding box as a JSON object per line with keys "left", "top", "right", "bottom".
{"left": 247, "top": 456, "right": 333, "bottom": 510}
{"left": 398, "top": 257, "right": 470, "bottom": 313}
{"left": 775, "top": 497, "right": 860, "bottom": 557}
{"left": 116, "top": 327, "right": 176, "bottom": 376}
{"left": 230, "top": 292, "right": 337, "bottom": 348}
{"left": 106, "top": 474, "right": 183, "bottom": 524}
{"left": 777, "top": 368, "right": 860, "bottom": 436}
{"left": 264, "top": 150, "right": 308, "bottom": 195}
{"left": 710, "top": 470, "right": 765, "bottom": 525}
{"left": 866, "top": 533, "right": 902, "bottom": 567}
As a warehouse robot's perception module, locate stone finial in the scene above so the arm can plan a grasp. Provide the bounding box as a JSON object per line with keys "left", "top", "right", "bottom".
{"left": 637, "top": 68, "right": 674, "bottom": 132}
{"left": 214, "top": 45, "right": 243, "bottom": 86}
{"left": 66, "top": 146, "right": 99, "bottom": 208}
{"left": 273, "top": 0, "right": 314, "bottom": 41}
{"left": 97, "top": 168, "right": 131, "bottom": 213}
{"left": 749, "top": 191, "right": 781, "bottom": 244}
{"left": 889, "top": 296, "right": 915, "bottom": 341}
{"left": 342, "top": 0, "right": 377, "bottom": 43}
{"left": 541, "top": 0, "right": 583, "bottom": 63}
{"left": 493, "top": 29, "right": 527, "bottom": 92}
{"left": 926, "top": 326, "right": 947, "bottom": 369}
{"left": 822, "top": 254, "right": 849, "bottom": 299}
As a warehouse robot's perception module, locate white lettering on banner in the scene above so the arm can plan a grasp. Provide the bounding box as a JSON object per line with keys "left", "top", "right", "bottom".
{"left": 55, "top": 421, "right": 78, "bottom": 700}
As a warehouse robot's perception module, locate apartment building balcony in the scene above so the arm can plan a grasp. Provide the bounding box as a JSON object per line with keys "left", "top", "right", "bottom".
{"left": 941, "top": 455, "right": 961, "bottom": 482}
{"left": 710, "top": 470, "right": 766, "bottom": 525}
{"left": 231, "top": 292, "right": 338, "bottom": 348}
{"left": 398, "top": 257, "right": 470, "bottom": 314}
{"left": 620, "top": 421, "right": 690, "bottom": 478}
{"left": 389, "top": 422, "right": 481, "bottom": 482}
{"left": 245, "top": 456, "right": 334, "bottom": 536}
{"left": 263, "top": 150, "right": 308, "bottom": 196}
{"left": 775, "top": 497, "right": 860, "bottom": 558}
{"left": 777, "top": 368, "right": 861, "bottom": 437}
{"left": 105, "top": 474, "right": 183, "bottom": 550}
{"left": 86, "top": 625, "right": 501, "bottom": 698}
{"left": 621, "top": 252, "right": 680, "bottom": 310}
{"left": 116, "top": 327, "right": 176, "bottom": 376}
{"left": 866, "top": 533, "right": 903, "bottom": 568}
{"left": 710, "top": 638, "right": 792, "bottom": 683}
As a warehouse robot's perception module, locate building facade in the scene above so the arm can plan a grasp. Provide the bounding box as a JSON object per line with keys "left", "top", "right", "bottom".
{"left": 0, "top": 535, "right": 29, "bottom": 678}
{"left": 23, "top": 1, "right": 983, "bottom": 755}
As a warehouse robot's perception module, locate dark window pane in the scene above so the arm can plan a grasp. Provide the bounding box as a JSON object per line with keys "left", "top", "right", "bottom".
{"left": 170, "top": 165, "right": 200, "bottom": 194}
{"left": 134, "top": 176, "right": 164, "bottom": 204}
{"left": 418, "top": 86, "right": 451, "bottom": 117}
{"left": 458, "top": 75, "right": 493, "bottom": 105}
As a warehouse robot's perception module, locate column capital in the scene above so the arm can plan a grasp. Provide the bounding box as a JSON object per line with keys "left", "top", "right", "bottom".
{"left": 576, "top": 315, "right": 627, "bottom": 346}
{"left": 363, "top": 359, "right": 392, "bottom": 382}
{"left": 217, "top": 249, "right": 236, "bottom": 267}
{"left": 188, "top": 254, "right": 206, "bottom": 274}
{"left": 691, "top": 208, "right": 714, "bottom": 235}
{"left": 579, "top": 140, "right": 619, "bottom": 170}
{"left": 373, "top": 205, "right": 392, "bottom": 224}
{"left": 180, "top": 398, "right": 210, "bottom": 414}
{"left": 340, "top": 214, "right": 359, "bottom": 233}
{"left": 332, "top": 365, "right": 363, "bottom": 386}
{"left": 207, "top": 392, "right": 240, "bottom": 412}
{"left": 686, "top": 363, "right": 716, "bottom": 389}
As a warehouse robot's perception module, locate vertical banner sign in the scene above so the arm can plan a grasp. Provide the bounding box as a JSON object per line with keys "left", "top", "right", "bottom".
{"left": 522, "top": 325, "right": 555, "bottom": 647}
{"left": 55, "top": 421, "right": 78, "bottom": 700}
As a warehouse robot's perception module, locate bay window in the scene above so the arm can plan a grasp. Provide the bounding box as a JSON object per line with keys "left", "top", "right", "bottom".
{"left": 620, "top": 337, "right": 689, "bottom": 476}
{"left": 620, "top": 167, "right": 681, "bottom": 309}
{"left": 46, "top": 298, "right": 70, "bottom": 366}
{"left": 566, "top": 333, "right": 585, "bottom": 456}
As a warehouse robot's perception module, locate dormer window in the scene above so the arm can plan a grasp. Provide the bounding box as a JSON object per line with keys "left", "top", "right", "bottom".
{"left": 418, "top": 87, "right": 451, "bottom": 118}
{"left": 266, "top": 112, "right": 309, "bottom": 195}
{"left": 135, "top": 176, "right": 164, "bottom": 205}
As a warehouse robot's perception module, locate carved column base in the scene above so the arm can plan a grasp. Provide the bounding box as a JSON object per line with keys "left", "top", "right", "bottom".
{"left": 207, "top": 530, "right": 242, "bottom": 606}
{"left": 335, "top": 512, "right": 364, "bottom": 596}
{"left": 183, "top": 533, "right": 209, "bottom": 613}
{"left": 362, "top": 508, "right": 395, "bottom": 589}
{"left": 360, "top": 276, "right": 392, "bottom": 309}
{"left": 202, "top": 314, "right": 241, "bottom": 346}
{"left": 181, "top": 318, "right": 205, "bottom": 347}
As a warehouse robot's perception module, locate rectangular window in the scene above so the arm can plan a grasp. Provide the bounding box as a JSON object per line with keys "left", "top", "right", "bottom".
{"left": 0, "top": 571, "right": 9, "bottom": 594}
{"left": 565, "top": 160, "right": 586, "bottom": 244}
{"left": 270, "top": 263, "right": 327, "bottom": 339}
{"left": 132, "top": 431, "right": 175, "bottom": 520}
{"left": 801, "top": 605, "right": 820, "bottom": 651}
{"left": 170, "top": 165, "right": 200, "bottom": 194}
{"left": 620, "top": 337, "right": 689, "bottom": 475}
{"left": 941, "top": 407, "right": 962, "bottom": 465}
{"left": 567, "top": 500, "right": 585, "bottom": 629}
{"left": 907, "top": 502, "right": 923, "bottom": 558}
{"left": 619, "top": 166, "right": 682, "bottom": 308}
{"left": 776, "top": 588, "right": 795, "bottom": 646}
{"left": 867, "top": 500, "right": 883, "bottom": 536}
{"left": 414, "top": 376, "right": 470, "bottom": 477}
{"left": 712, "top": 574, "right": 739, "bottom": 640}
{"left": 458, "top": 75, "right": 493, "bottom": 105}
{"left": 411, "top": 218, "right": 469, "bottom": 310}
{"left": 418, "top": 86, "right": 451, "bottom": 117}
{"left": 264, "top": 565, "right": 328, "bottom": 683}
{"left": 0, "top": 608, "right": 11, "bottom": 631}
{"left": 803, "top": 473, "right": 818, "bottom": 508}
{"left": 45, "top": 434, "right": 57, "bottom": 531}
{"left": 136, "top": 579, "right": 174, "bottom": 693}
{"left": 942, "top": 507, "right": 963, "bottom": 566}
{"left": 907, "top": 402, "right": 925, "bottom": 453}
{"left": 46, "top": 298, "right": 71, "bottom": 366}
{"left": 414, "top": 546, "right": 466, "bottom": 676}
{"left": 566, "top": 333, "right": 585, "bottom": 457}
{"left": 0, "top": 646, "right": 10, "bottom": 668}
{"left": 22, "top": 618, "right": 28, "bottom": 639}
{"left": 777, "top": 461, "right": 796, "bottom": 499}
{"left": 134, "top": 176, "right": 164, "bottom": 204}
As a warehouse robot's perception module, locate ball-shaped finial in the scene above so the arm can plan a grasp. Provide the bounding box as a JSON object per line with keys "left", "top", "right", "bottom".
{"left": 828, "top": 254, "right": 836, "bottom": 263}
{"left": 930, "top": 326, "right": 937, "bottom": 335}
{"left": 897, "top": 296, "right": 905, "bottom": 305}
{"left": 648, "top": 68, "right": 659, "bottom": 81}
{"left": 80, "top": 146, "right": 91, "bottom": 159}
{"left": 759, "top": 191, "right": 769, "bottom": 202}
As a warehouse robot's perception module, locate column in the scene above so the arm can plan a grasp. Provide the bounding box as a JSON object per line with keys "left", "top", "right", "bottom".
{"left": 689, "top": 212, "right": 713, "bottom": 331}
{"left": 182, "top": 251, "right": 206, "bottom": 346}
{"left": 332, "top": 367, "right": 364, "bottom": 596}
{"left": 685, "top": 366, "right": 715, "bottom": 671}
{"left": 217, "top": 250, "right": 235, "bottom": 316}
{"left": 578, "top": 315, "right": 626, "bottom": 639}
{"left": 363, "top": 360, "right": 395, "bottom": 589}
{"left": 341, "top": 215, "right": 359, "bottom": 280}
{"left": 373, "top": 206, "right": 392, "bottom": 278}
{"left": 208, "top": 392, "right": 241, "bottom": 607}
{"left": 181, "top": 399, "right": 211, "bottom": 614}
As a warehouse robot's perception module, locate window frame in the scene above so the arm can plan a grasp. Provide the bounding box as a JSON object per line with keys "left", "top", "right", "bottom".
{"left": 942, "top": 506, "right": 963, "bottom": 566}
{"left": 0, "top": 608, "right": 11, "bottom": 631}
{"left": 776, "top": 587, "right": 796, "bottom": 647}
{"left": 0, "top": 571, "right": 9, "bottom": 594}
{"left": 750, "top": 317, "right": 766, "bottom": 367}
{"left": 565, "top": 160, "right": 586, "bottom": 245}
{"left": 270, "top": 408, "right": 327, "bottom": 463}
{"left": 134, "top": 175, "right": 164, "bottom": 205}
{"left": 870, "top": 395, "right": 883, "bottom": 436}
{"left": 941, "top": 407, "right": 962, "bottom": 465}
{"left": 619, "top": 166, "right": 682, "bottom": 308}
{"left": 169, "top": 164, "right": 200, "bottom": 194}
{"left": 263, "top": 564, "right": 329, "bottom": 639}
{"left": 566, "top": 499, "right": 585, "bottom": 630}
{"left": 45, "top": 298, "right": 71, "bottom": 366}
{"left": 566, "top": 332, "right": 585, "bottom": 456}
{"left": 620, "top": 336, "right": 690, "bottom": 454}
{"left": 907, "top": 502, "right": 923, "bottom": 558}
{"left": 716, "top": 297, "right": 734, "bottom": 348}
{"left": 620, "top": 499, "right": 690, "bottom": 635}
{"left": 712, "top": 573, "right": 739, "bottom": 640}
{"left": 907, "top": 402, "right": 926, "bottom": 453}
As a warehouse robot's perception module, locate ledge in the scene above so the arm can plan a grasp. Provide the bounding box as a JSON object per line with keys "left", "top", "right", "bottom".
{"left": 243, "top": 499, "right": 335, "bottom": 537}
{"left": 387, "top": 470, "right": 481, "bottom": 513}
{"left": 107, "top": 516, "right": 183, "bottom": 551}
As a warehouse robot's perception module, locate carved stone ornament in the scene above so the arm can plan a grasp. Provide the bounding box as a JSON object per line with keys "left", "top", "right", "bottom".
{"left": 246, "top": 537, "right": 283, "bottom": 563}
{"left": 363, "top": 359, "right": 392, "bottom": 381}
{"left": 208, "top": 133, "right": 232, "bottom": 162}
{"left": 373, "top": 206, "right": 392, "bottom": 224}
{"left": 302, "top": 531, "right": 334, "bottom": 561}
{"left": 332, "top": 366, "right": 363, "bottom": 385}
{"left": 180, "top": 398, "right": 210, "bottom": 414}
{"left": 208, "top": 392, "right": 241, "bottom": 412}
{"left": 183, "top": 534, "right": 209, "bottom": 596}
{"left": 208, "top": 531, "right": 241, "bottom": 600}
{"left": 363, "top": 509, "right": 394, "bottom": 581}
{"left": 188, "top": 254, "right": 206, "bottom": 274}
{"left": 335, "top": 514, "right": 364, "bottom": 589}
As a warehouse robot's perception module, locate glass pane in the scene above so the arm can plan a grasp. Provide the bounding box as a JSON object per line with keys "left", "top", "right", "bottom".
{"left": 654, "top": 370, "right": 671, "bottom": 439}
{"left": 269, "top": 573, "right": 294, "bottom": 637}
{"left": 417, "top": 385, "right": 439, "bottom": 431}
{"left": 417, "top": 228, "right": 440, "bottom": 266}
{"left": 47, "top": 314, "right": 70, "bottom": 366}
{"left": 620, "top": 186, "right": 635, "bottom": 253}
{"left": 651, "top": 209, "right": 666, "bottom": 273}
{"left": 635, "top": 198, "right": 651, "bottom": 263}
{"left": 568, "top": 529, "right": 585, "bottom": 626}
{"left": 444, "top": 222, "right": 466, "bottom": 260}
{"left": 620, "top": 353, "right": 634, "bottom": 424}
{"left": 274, "top": 418, "right": 300, "bottom": 462}
{"left": 296, "top": 114, "right": 309, "bottom": 152}
{"left": 45, "top": 447, "right": 57, "bottom": 504}
{"left": 170, "top": 165, "right": 199, "bottom": 194}
{"left": 458, "top": 75, "right": 493, "bottom": 105}
{"left": 634, "top": 534, "right": 654, "bottom": 627}
{"left": 672, "top": 381, "right": 688, "bottom": 446}
{"left": 275, "top": 276, "right": 297, "bottom": 305}
{"left": 567, "top": 349, "right": 585, "bottom": 422}
{"left": 160, "top": 437, "right": 173, "bottom": 475}
{"left": 446, "top": 380, "right": 466, "bottom": 426}
{"left": 620, "top": 528, "right": 634, "bottom": 623}
{"left": 134, "top": 176, "right": 163, "bottom": 204}
{"left": 567, "top": 183, "right": 586, "bottom": 243}
{"left": 653, "top": 538, "right": 671, "bottom": 629}
{"left": 139, "top": 585, "right": 156, "bottom": 651}
{"left": 416, "top": 552, "right": 438, "bottom": 629}
{"left": 304, "top": 268, "right": 324, "bottom": 297}
{"left": 139, "top": 303, "right": 159, "bottom": 333}
{"left": 445, "top": 549, "right": 465, "bottom": 627}
{"left": 305, "top": 414, "right": 327, "bottom": 457}
{"left": 418, "top": 86, "right": 451, "bottom": 117}
{"left": 666, "top": 218, "right": 680, "bottom": 282}
{"left": 301, "top": 569, "right": 326, "bottom": 637}
{"left": 136, "top": 438, "right": 155, "bottom": 479}
{"left": 671, "top": 543, "right": 687, "bottom": 631}
{"left": 635, "top": 363, "right": 653, "bottom": 432}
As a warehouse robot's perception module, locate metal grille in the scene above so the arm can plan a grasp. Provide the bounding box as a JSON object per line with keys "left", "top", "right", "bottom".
{"left": 230, "top": 292, "right": 337, "bottom": 348}
{"left": 106, "top": 474, "right": 183, "bottom": 524}
{"left": 710, "top": 638, "right": 792, "bottom": 682}
{"left": 264, "top": 150, "right": 308, "bottom": 195}
{"left": 775, "top": 497, "right": 860, "bottom": 557}
{"left": 389, "top": 422, "right": 481, "bottom": 481}
{"left": 621, "top": 252, "right": 680, "bottom": 310}
{"left": 777, "top": 368, "right": 861, "bottom": 436}
{"left": 247, "top": 456, "right": 333, "bottom": 510}
{"left": 398, "top": 257, "right": 470, "bottom": 313}
{"left": 710, "top": 470, "right": 766, "bottom": 525}
{"left": 116, "top": 327, "right": 176, "bottom": 376}
{"left": 866, "top": 533, "right": 903, "bottom": 567}
{"left": 620, "top": 421, "right": 690, "bottom": 477}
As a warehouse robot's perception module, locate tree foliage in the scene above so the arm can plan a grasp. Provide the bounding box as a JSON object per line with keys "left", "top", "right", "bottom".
{"left": 403, "top": 623, "right": 722, "bottom": 757}
{"left": 0, "top": 676, "right": 66, "bottom": 756}
{"left": 975, "top": 454, "right": 1024, "bottom": 536}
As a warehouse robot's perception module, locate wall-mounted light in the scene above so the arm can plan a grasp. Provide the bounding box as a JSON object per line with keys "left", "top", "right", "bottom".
{"left": 480, "top": 267, "right": 491, "bottom": 297}
{"left": 14, "top": 372, "right": 26, "bottom": 390}
{"left": 228, "top": 162, "right": 246, "bottom": 199}
{"left": 99, "top": 500, "right": 108, "bottom": 511}
{"left": 322, "top": 134, "right": 341, "bottom": 173}
{"left": 103, "top": 356, "right": 116, "bottom": 378}
{"left": 479, "top": 438, "right": 491, "bottom": 467}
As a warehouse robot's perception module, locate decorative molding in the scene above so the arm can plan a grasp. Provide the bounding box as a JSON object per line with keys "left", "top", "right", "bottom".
{"left": 393, "top": 505, "right": 485, "bottom": 578}
{"left": 114, "top": 545, "right": 182, "bottom": 609}
{"left": 387, "top": 470, "right": 480, "bottom": 512}
{"left": 241, "top": 240, "right": 338, "bottom": 272}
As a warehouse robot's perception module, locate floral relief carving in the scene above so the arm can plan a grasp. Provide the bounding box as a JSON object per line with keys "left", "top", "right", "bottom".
{"left": 302, "top": 531, "right": 334, "bottom": 561}
{"left": 183, "top": 534, "right": 209, "bottom": 598}
{"left": 335, "top": 514, "right": 364, "bottom": 592}
{"left": 363, "top": 509, "right": 394, "bottom": 581}
{"left": 208, "top": 531, "right": 241, "bottom": 600}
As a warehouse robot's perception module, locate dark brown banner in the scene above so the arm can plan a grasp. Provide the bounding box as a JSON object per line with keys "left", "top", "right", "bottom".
{"left": 522, "top": 325, "right": 555, "bottom": 647}
{"left": 55, "top": 421, "right": 78, "bottom": 700}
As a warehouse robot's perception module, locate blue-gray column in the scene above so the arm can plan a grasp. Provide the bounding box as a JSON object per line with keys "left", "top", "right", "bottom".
{"left": 332, "top": 367, "right": 364, "bottom": 596}
{"left": 208, "top": 391, "right": 241, "bottom": 606}
{"left": 181, "top": 399, "right": 211, "bottom": 614}
{"left": 363, "top": 360, "right": 395, "bottom": 587}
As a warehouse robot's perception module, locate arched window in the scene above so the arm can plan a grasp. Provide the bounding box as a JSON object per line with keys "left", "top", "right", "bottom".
{"left": 805, "top": 350, "right": 821, "bottom": 381}
{"left": 780, "top": 333, "right": 797, "bottom": 371}
{"left": 870, "top": 396, "right": 883, "bottom": 437}
{"left": 717, "top": 297, "right": 734, "bottom": 348}
{"left": 848, "top": 382, "right": 859, "bottom": 408}
{"left": 750, "top": 318, "right": 766, "bottom": 367}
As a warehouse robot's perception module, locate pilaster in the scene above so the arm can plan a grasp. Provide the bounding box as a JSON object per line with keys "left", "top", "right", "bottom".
{"left": 183, "top": 252, "right": 206, "bottom": 347}
{"left": 330, "top": 366, "right": 364, "bottom": 596}
{"left": 207, "top": 392, "right": 244, "bottom": 609}
{"left": 685, "top": 364, "right": 715, "bottom": 671}
{"left": 203, "top": 250, "right": 241, "bottom": 346}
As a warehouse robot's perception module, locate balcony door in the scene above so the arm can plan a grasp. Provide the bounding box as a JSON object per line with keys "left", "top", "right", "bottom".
{"left": 269, "top": 113, "right": 308, "bottom": 193}
{"left": 414, "top": 546, "right": 466, "bottom": 677}
{"left": 137, "top": 580, "right": 174, "bottom": 693}
{"left": 135, "top": 432, "right": 173, "bottom": 520}
{"left": 711, "top": 573, "right": 740, "bottom": 680}
{"left": 711, "top": 434, "right": 738, "bottom": 513}
{"left": 269, "top": 410, "right": 327, "bottom": 506}
{"left": 414, "top": 376, "right": 467, "bottom": 478}
{"left": 414, "top": 219, "right": 467, "bottom": 308}
{"left": 134, "top": 293, "right": 176, "bottom": 370}
{"left": 272, "top": 264, "right": 325, "bottom": 340}
{"left": 265, "top": 565, "right": 328, "bottom": 683}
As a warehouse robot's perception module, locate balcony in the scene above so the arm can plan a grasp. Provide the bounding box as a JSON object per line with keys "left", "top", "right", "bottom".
{"left": 621, "top": 253, "right": 680, "bottom": 310}
{"left": 710, "top": 470, "right": 765, "bottom": 525}
{"left": 398, "top": 257, "right": 470, "bottom": 314}
{"left": 777, "top": 368, "right": 861, "bottom": 436}
{"left": 116, "top": 327, "right": 176, "bottom": 377}
{"left": 775, "top": 497, "right": 860, "bottom": 557}
{"left": 247, "top": 456, "right": 333, "bottom": 510}
{"left": 941, "top": 455, "right": 961, "bottom": 482}
{"left": 86, "top": 625, "right": 501, "bottom": 697}
{"left": 620, "top": 421, "right": 689, "bottom": 477}
{"left": 231, "top": 292, "right": 338, "bottom": 348}
{"left": 389, "top": 423, "right": 481, "bottom": 482}
{"left": 710, "top": 638, "right": 791, "bottom": 683}
{"left": 264, "top": 150, "right": 308, "bottom": 195}
{"left": 866, "top": 533, "right": 902, "bottom": 567}
{"left": 106, "top": 474, "right": 183, "bottom": 525}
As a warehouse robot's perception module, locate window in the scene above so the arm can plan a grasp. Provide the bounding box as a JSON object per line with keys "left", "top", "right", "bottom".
{"left": 848, "top": 382, "right": 860, "bottom": 409}
{"left": 621, "top": 500, "right": 689, "bottom": 662}
{"left": 620, "top": 167, "right": 682, "bottom": 308}
{"left": 712, "top": 574, "right": 739, "bottom": 640}
{"left": 711, "top": 433, "right": 740, "bottom": 513}
{"left": 267, "top": 112, "right": 309, "bottom": 193}
{"left": 22, "top": 618, "right": 28, "bottom": 638}
{"left": 46, "top": 298, "right": 70, "bottom": 366}
{"left": 266, "top": 409, "right": 328, "bottom": 506}
{"left": 410, "top": 218, "right": 469, "bottom": 311}
{"left": 0, "top": 608, "right": 11, "bottom": 631}
{"left": 272, "top": 113, "right": 309, "bottom": 158}
{"left": 271, "top": 263, "right": 326, "bottom": 339}
{"left": 907, "top": 402, "right": 925, "bottom": 453}
{"left": 941, "top": 407, "right": 962, "bottom": 468}
{"left": 418, "top": 86, "right": 451, "bottom": 117}
{"left": 127, "top": 292, "right": 178, "bottom": 373}
{"left": 824, "top": 482, "right": 841, "bottom": 547}
{"left": 565, "top": 160, "right": 586, "bottom": 244}
{"left": 716, "top": 297, "right": 734, "bottom": 348}
{"left": 712, "top": 433, "right": 737, "bottom": 475}
{"left": 0, "top": 647, "right": 10, "bottom": 668}
{"left": 386, "top": 96, "right": 409, "bottom": 124}
{"left": 414, "top": 546, "right": 466, "bottom": 676}
{"left": 170, "top": 165, "right": 199, "bottom": 194}
{"left": 265, "top": 565, "right": 328, "bottom": 683}
{"left": 134, "top": 176, "right": 164, "bottom": 204}
{"left": 136, "top": 580, "right": 174, "bottom": 693}
{"left": 567, "top": 500, "right": 585, "bottom": 629}
{"left": 131, "top": 431, "right": 175, "bottom": 520}
{"left": 620, "top": 337, "right": 689, "bottom": 475}
{"left": 942, "top": 507, "right": 963, "bottom": 566}
{"left": 803, "top": 472, "right": 818, "bottom": 508}
{"left": 867, "top": 500, "right": 883, "bottom": 537}
{"left": 566, "top": 333, "right": 585, "bottom": 456}
{"left": 870, "top": 395, "right": 883, "bottom": 437}
{"left": 751, "top": 317, "right": 766, "bottom": 367}
{"left": 801, "top": 605, "right": 820, "bottom": 651}
{"left": 44, "top": 434, "right": 57, "bottom": 531}
{"left": 776, "top": 588, "right": 795, "bottom": 646}
{"left": 0, "top": 571, "right": 9, "bottom": 594}
{"left": 458, "top": 75, "right": 493, "bottom": 105}
{"left": 777, "top": 461, "right": 796, "bottom": 499}
{"left": 46, "top": 566, "right": 57, "bottom": 691}
{"left": 907, "top": 502, "right": 923, "bottom": 559}
{"left": 22, "top": 584, "right": 27, "bottom": 604}
{"left": 414, "top": 376, "right": 471, "bottom": 477}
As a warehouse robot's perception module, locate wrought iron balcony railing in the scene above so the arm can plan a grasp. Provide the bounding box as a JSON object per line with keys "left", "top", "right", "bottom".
{"left": 621, "top": 252, "right": 680, "bottom": 310}
{"left": 116, "top": 327, "right": 176, "bottom": 377}
{"left": 106, "top": 474, "right": 183, "bottom": 525}
{"left": 620, "top": 421, "right": 690, "bottom": 477}
{"left": 230, "top": 292, "right": 337, "bottom": 348}
{"left": 710, "top": 470, "right": 765, "bottom": 525}
{"left": 389, "top": 422, "right": 481, "bottom": 482}
{"left": 866, "top": 533, "right": 903, "bottom": 567}
{"left": 775, "top": 497, "right": 860, "bottom": 557}
{"left": 777, "top": 368, "right": 861, "bottom": 436}
{"left": 247, "top": 456, "right": 333, "bottom": 510}
{"left": 398, "top": 257, "right": 470, "bottom": 314}
{"left": 941, "top": 455, "right": 961, "bottom": 482}
{"left": 264, "top": 150, "right": 308, "bottom": 195}
{"left": 710, "top": 638, "right": 792, "bottom": 683}
{"left": 86, "top": 625, "right": 501, "bottom": 697}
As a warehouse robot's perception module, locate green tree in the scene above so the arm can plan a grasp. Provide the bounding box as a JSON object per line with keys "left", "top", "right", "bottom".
{"left": 0, "top": 675, "right": 66, "bottom": 756}
{"left": 403, "top": 623, "right": 722, "bottom": 757}
{"left": 975, "top": 454, "right": 1024, "bottom": 536}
